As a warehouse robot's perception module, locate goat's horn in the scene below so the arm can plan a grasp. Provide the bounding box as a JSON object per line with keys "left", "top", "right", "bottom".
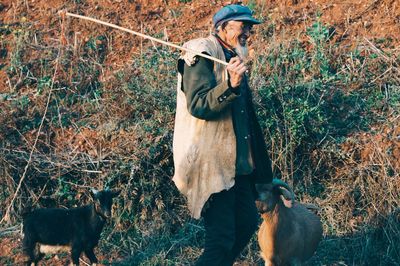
{"left": 272, "top": 178, "right": 295, "bottom": 202}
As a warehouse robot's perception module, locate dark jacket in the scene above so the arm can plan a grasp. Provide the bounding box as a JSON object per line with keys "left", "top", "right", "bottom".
{"left": 178, "top": 54, "right": 273, "bottom": 184}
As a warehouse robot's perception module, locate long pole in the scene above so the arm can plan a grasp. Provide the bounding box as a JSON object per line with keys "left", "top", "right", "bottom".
{"left": 62, "top": 11, "right": 229, "bottom": 66}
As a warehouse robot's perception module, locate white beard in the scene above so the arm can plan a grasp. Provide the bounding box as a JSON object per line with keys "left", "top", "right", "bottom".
{"left": 234, "top": 43, "right": 249, "bottom": 61}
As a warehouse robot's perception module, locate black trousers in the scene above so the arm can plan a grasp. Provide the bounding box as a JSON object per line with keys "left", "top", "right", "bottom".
{"left": 195, "top": 174, "right": 259, "bottom": 266}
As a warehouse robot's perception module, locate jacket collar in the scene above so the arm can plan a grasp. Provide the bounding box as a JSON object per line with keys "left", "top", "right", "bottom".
{"left": 213, "top": 33, "right": 238, "bottom": 58}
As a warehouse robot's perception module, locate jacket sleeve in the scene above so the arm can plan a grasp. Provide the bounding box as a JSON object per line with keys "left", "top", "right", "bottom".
{"left": 180, "top": 56, "right": 240, "bottom": 120}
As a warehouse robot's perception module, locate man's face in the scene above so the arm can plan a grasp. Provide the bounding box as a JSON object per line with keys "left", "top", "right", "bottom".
{"left": 220, "top": 20, "right": 253, "bottom": 59}
{"left": 222, "top": 21, "right": 253, "bottom": 46}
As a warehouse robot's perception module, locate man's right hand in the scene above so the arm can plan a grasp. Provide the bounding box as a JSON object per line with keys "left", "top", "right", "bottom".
{"left": 227, "top": 57, "right": 247, "bottom": 89}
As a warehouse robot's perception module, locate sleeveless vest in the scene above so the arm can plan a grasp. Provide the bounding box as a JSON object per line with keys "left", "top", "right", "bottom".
{"left": 172, "top": 35, "right": 237, "bottom": 218}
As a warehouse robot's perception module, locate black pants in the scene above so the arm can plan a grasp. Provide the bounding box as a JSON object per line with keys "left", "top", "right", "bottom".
{"left": 195, "top": 174, "right": 259, "bottom": 266}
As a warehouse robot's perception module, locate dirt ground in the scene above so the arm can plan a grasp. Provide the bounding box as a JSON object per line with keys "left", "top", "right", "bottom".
{"left": 0, "top": 0, "right": 399, "bottom": 264}
{"left": 0, "top": 233, "right": 120, "bottom": 265}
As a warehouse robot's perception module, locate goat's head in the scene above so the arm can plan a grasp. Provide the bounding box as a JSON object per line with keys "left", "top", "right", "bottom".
{"left": 255, "top": 179, "right": 295, "bottom": 213}
{"left": 91, "top": 188, "right": 120, "bottom": 219}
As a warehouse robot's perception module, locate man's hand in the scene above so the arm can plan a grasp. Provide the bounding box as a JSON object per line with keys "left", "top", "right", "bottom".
{"left": 227, "top": 57, "right": 247, "bottom": 89}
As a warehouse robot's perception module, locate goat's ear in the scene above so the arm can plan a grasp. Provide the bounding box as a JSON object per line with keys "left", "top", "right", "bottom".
{"left": 111, "top": 189, "right": 121, "bottom": 197}
{"left": 280, "top": 195, "right": 293, "bottom": 208}
{"left": 90, "top": 188, "right": 100, "bottom": 199}
{"left": 278, "top": 187, "right": 294, "bottom": 208}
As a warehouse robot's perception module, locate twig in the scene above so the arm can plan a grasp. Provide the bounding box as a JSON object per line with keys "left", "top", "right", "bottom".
{"left": 370, "top": 66, "right": 393, "bottom": 84}
{"left": 349, "top": 0, "right": 381, "bottom": 23}
{"left": 363, "top": 37, "right": 400, "bottom": 83}
{"left": 62, "top": 11, "right": 229, "bottom": 66}
{"left": 363, "top": 37, "right": 390, "bottom": 61}
{"left": 0, "top": 224, "right": 22, "bottom": 237}
{"left": 79, "top": 258, "right": 91, "bottom": 266}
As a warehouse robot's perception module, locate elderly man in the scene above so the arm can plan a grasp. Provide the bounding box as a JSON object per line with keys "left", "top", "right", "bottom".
{"left": 173, "top": 4, "right": 273, "bottom": 265}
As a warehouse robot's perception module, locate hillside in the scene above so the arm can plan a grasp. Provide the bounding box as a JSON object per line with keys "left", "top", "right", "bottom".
{"left": 0, "top": 0, "right": 399, "bottom": 265}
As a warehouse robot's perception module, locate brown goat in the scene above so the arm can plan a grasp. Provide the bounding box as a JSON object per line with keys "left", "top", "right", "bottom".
{"left": 256, "top": 179, "right": 322, "bottom": 266}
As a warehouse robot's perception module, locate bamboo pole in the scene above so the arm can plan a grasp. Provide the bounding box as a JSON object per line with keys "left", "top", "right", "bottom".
{"left": 61, "top": 11, "right": 229, "bottom": 66}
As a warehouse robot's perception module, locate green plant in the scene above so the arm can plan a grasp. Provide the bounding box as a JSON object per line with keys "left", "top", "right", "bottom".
{"left": 252, "top": 36, "right": 332, "bottom": 182}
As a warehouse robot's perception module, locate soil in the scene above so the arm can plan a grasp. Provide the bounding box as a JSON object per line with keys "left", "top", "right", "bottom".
{"left": 0, "top": 233, "right": 119, "bottom": 265}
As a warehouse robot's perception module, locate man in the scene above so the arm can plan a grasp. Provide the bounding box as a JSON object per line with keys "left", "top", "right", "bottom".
{"left": 172, "top": 4, "right": 273, "bottom": 266}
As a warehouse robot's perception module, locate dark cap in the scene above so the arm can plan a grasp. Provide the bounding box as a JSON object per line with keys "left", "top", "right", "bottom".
{"left": 213, "top": 4, "right": 261, "bottom": 28}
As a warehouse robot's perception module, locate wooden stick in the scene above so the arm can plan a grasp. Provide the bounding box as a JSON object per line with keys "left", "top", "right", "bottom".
{"left": 62, "top": 11, "right": 229, "bottom": 66}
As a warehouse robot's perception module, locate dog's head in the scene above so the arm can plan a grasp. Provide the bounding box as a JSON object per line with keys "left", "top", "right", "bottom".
{"left": 255, "top": 179, "right": 294, "bottom": 213}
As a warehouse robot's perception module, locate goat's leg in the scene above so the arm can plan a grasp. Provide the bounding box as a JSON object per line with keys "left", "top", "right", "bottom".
{"left": 71, "top": 245, "right": 82, "bottom": 266}
{"left": 84, "top": 248, "right": 98, "bottom": 265}
{"left": 22, "top": 237, "right": 36, "bottom": 266}
{"left": 24, "top": 249, "right": 35, "bottom": 266}
{"left": 36, "top": 252, "right": 45, "bottom": 264}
